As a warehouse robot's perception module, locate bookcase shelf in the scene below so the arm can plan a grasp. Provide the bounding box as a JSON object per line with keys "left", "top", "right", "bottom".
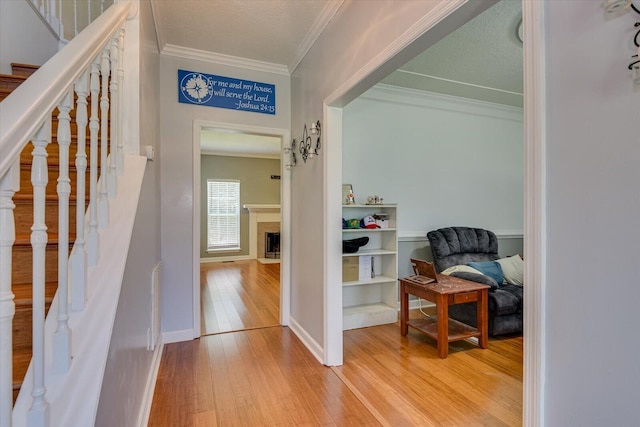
{"left": 342, "top": 204, "right": 398, "bottom": 330}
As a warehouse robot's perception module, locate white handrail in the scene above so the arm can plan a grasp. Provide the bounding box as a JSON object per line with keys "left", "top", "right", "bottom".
{"left": 0, "top": 2, "right": 130, "bottom": 178}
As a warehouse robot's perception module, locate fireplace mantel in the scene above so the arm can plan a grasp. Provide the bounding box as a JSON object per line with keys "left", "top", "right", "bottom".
{"left": 244, "top": 204, "right": 280, "bottom": 213}
{"left": 244, "top": 204, "right": 280, "bottom": 259}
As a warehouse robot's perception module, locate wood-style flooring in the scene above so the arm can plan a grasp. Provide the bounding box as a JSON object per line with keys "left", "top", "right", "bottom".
{"left": 200, "top": 260, "right": 280, "bottom": 335}
{"left": 151, "top": 260, "right": 522, "bottom": 426}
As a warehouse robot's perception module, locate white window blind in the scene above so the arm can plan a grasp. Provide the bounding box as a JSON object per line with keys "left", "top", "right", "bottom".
{"left": 207, "top": 180, "right": 240, "bottom": 251}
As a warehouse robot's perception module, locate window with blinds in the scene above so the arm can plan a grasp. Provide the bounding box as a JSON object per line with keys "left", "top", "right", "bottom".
{"left": 207, "top": 180, "right": 240, "bottom": 251}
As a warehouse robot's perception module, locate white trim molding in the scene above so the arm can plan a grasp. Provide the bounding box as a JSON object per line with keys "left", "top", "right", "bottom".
{"left": 288, "top": 318, "right": 324, "bottom": 364}
{"left": 161, "top": 329, "right": 194, "bottom": 344}
{"left": 288, "top": 0, "right": 344, "bottom": 73}
{"left": 363, "top": 84, "right": 523, "bottom": 122}
{"left": 200, "top": 255, "right": 251, "bottom": 264}
{"left": 397, "top": 230, "right": 524, "bottom": 242}
{"left": 193, "top": 120, "right": 292, "bottom": 337}
{"left": 522, "top": 0, "right": 547, "bottom": 426}
{"left": 137, "top": 339, "right": 164, "bottom": 427}
{"left": 161, "top": 44, "right": 289, "bottom": 76}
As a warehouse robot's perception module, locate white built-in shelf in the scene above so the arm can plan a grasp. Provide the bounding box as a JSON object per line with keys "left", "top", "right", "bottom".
{"left": 342, "top": 204, "right": 398, "bottom": 330}
{"left": 342, "top": 248, "right": 396, "bottom": 257}
{"left": 342, "top": 228, "right": 397, "bottom": 233}
{"left": 343, "top": 275, "right": 396, "bottom": 287}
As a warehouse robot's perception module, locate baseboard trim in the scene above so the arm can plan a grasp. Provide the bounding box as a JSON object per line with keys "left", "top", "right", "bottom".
{"left": 162, "top": 328, "right": 195, "bottom": 344}
{"left": 288, "top": 317, "right": 324, "bottom": 365}
{"left": 200, "top": 255, "right": 251, "bottom": 263}
{"left": 137, "top": 338, "right": 164, "bottom": 427}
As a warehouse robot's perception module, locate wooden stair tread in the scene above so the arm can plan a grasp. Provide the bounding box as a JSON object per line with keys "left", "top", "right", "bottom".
{"left": 11, "top": 63, "right": 39, "bottom": 77}
{"left": 14, "top": 193, "right": 87, "bottom": 203}
{"left": 14, "top": 234, "right": 77, "bottom": 246}
{"left": 12, "top": 281, "right": 57, "bottom": 304}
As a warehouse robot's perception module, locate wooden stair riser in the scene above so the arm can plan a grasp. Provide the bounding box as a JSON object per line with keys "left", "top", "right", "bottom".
{"left": 13, "top": 198, "right": 84, "bottom": 237}
{"left": 18, "top": 165, "right": 100, "bottom": 197}
{"left": 19, "top": 139, "right": 101, "bottom": 169}
{"left": 12, "top": 303, "right": 53, "bottom": 352}
{"left": 0, "top": 74, "right": 27, "bottom": 90}
{"left": 11, "top": 242, "right": 71, "bottom": 285}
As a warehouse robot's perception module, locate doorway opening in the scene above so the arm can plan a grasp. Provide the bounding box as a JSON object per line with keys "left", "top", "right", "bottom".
{"left": 192, "top": 121, "right": 291, "bottom": 338}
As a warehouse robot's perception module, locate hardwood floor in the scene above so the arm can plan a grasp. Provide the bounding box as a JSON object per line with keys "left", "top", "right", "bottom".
{"left": 149, "top": 327, "right": 379, "bottom": 426}
{"left": 151, "top": 261, "right": 522, "bottom": 426}
{"left": 200, "top": 260, "right": 280, "bottom": 335}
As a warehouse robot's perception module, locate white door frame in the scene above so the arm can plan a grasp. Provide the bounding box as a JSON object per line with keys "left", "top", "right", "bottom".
{"left": 322, "top": 1, "right": 546, "bottom": 424}
{"left": 192, "top": 120, "right": 292, "bottom": 337}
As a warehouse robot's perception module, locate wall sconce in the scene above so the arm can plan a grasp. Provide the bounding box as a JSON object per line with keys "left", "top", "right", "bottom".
{"left": 604, "top": 0, "right": 640, "bottom": 88}
{"left": 288, "top": 120, "right": 321, "bottom": 166}
{"left": 299, "top": 120, "right": 321, "bottom": 163}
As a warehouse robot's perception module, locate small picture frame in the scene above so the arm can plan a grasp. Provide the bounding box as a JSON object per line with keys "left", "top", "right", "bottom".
{"left": 342, "top": 184, "right": 353, "bottom": 205}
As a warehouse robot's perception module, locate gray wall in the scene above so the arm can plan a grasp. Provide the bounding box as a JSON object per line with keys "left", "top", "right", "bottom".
{"left": 0, "top": 0, "right": 59, "bottom": 74}
{"left": 95, "top": 0, "right": 161, "bottom": 424}
{"left": 344, "top": 87, "right": 523, "bottom": 234}
{"left": 160, "top": 54, "right": 290, "bottom": 336}
{"left": 544, "top": 1, "right": 640, "bottom": 425}
{"left": 200, "top": 155, "right": 281, "bottom": 259}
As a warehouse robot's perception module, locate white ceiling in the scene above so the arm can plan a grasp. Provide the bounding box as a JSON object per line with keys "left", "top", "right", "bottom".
{"left": 200, "top": 129, "right": 281, "bottom": 158}
{"left": 153, "top": 0, "right": 522, "bottom": 155}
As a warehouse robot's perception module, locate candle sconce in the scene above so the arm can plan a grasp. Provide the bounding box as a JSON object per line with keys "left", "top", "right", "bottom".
{"left": 284, "top": 139, "right": 296, "bottom": 169}
{"left": 604, "top": 0, "right": 640, "bottom": 88}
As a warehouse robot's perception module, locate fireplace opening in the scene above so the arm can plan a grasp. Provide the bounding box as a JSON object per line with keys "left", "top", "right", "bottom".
{"left": 265, "top": 232, "right": 280, "bottom": 259}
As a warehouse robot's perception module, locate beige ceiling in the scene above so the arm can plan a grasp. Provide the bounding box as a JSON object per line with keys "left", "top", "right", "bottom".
{"left": 154, "top": 0, "right": 522, "bottom": 155}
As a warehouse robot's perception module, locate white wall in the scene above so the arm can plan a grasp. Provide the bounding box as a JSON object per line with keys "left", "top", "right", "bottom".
{"left": 160, "top": 55, "right": 290, "bottom": 336}
{"left": 343, "top": 85, "right": 523, "bottom": 235}
{"left": 544, "top": 1, "right": 640, "bottom": 425}
{"left": 290, "top": 0, "right": 496, "bottom": 354}
{"left": 0, "top": 0, "right": 59, "bottom": 74}
{"left": 95, "top": 0, "right": 161, "bottom": 423}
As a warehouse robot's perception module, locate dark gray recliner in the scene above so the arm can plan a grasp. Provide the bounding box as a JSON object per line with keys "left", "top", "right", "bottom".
{"left": 426, "top": 227, "right": 523, "bottom": 336}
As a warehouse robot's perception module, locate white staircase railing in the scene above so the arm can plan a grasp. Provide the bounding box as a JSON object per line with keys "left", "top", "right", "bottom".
{"left": 0, "top": 2, "right": 132, "bottom": 426}
{"left": 26, "top": 0, "right": 115, "bottom": 46}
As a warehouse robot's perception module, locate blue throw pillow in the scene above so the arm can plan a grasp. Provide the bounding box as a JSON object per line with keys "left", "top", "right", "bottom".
{"left": 466, "top": 261, "right": 504, "bottom": 284}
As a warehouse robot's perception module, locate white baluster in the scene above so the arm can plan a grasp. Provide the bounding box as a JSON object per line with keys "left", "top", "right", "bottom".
{"left": 107, "top": 34, "right": 119, "bottom": 199}
{"left": 53, "top": 91, "right": 72, "bottom": 373}
{"left": 87, "top": 56, "right": 100, "bottom": 265}
{"left": 116, "top": 27, "right": 125, "bottom": 175}
{"left": 71, "top": 70, "right": 88, "bottom": 311}
{"left": 100, "top": 0, "right": 105, "bottom": 14}
{"left": 87, "top": 0, "right": 91, "bottom": 27}
{"left": 0, "top": 162, "right": 19, "bottom": 427}
{"left": 57, "top": 0, "right": 63, "bottom": 38}
{"left": 28, "top": 121, "right": 51, "bottom": 427}
{"left": 98, "top": 45, "right": 110, "bottom": 229}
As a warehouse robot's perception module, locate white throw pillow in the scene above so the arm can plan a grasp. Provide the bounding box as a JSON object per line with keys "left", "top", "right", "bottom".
{"left": 497, "top": 255, "right": 524, "bottom": 286}
{"left": 441, "top": 265, "right": 483, "bottom": 276}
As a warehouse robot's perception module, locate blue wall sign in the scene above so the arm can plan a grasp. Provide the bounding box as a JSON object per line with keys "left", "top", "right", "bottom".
{"left": 178, "top": 70, "right": 276, "bottom": 115}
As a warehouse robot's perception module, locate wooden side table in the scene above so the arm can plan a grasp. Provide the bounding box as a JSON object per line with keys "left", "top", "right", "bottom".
{"left": 400, "top": 275, "right": 489, "bottom": 358}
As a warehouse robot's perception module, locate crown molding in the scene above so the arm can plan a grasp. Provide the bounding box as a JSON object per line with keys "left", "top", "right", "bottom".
{"left": 201, "top": 150, "right": 280, "bottom": 160}
{"left": 363, "top": 84, "right": 523, "bottom": 122}
{"left": 161, "top": 44, "right": 290, "bottom": 76}
{"left": 288, "top": 0, "right": 344, "bottom": 74}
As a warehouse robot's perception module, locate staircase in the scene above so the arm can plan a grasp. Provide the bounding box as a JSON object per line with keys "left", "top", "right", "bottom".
{"left": 0, "top": 3, "right": 142, "bottom": 424}
{"left": 1, "top": 63, "right": 96, "bottom": 403}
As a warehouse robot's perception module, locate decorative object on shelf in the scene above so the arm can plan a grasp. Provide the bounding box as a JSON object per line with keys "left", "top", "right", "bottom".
{"left": 366, "top": 195, "right": 384, "bottom": 205}
{"left": 284, "top": 139, "right": 296, "bottom": 169}
{"left": 293, "top": 120, "right": 322, "bottom": 164}
{"left": 603, "top": 0, "right": 640, "bottom": 88}
{"left": 343, "top": 184, "right": 355, "bottom": 204}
